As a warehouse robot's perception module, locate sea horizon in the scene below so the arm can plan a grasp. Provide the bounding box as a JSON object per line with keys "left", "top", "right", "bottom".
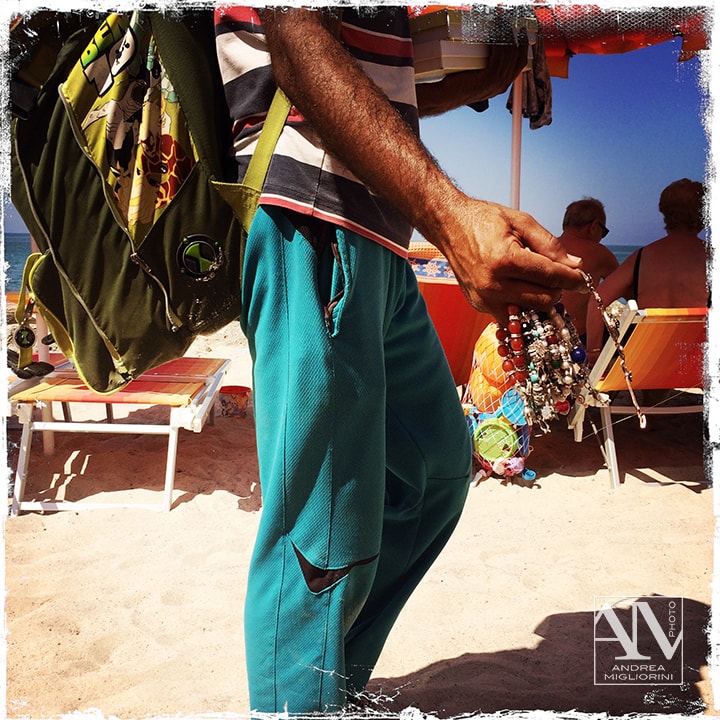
{"left": 3, "top": 231, "right": 641, "bottom": 293}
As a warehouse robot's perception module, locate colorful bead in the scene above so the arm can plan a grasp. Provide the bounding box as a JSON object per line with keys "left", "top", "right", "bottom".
{"left": 494, "top": 300, "right": 593, "bottom": 433}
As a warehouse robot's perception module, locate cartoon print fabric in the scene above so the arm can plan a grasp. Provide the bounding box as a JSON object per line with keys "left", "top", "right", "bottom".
{"left": 61, "top": 12, "right": 194, "bottom": 243}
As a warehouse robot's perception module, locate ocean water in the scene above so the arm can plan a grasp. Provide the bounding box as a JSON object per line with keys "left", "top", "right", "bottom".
{"left": 4, "top": 232, "right": 33, "bottom": 293}
{"left": 606, "top": 244, "right": 641, "bottom": 266}
{"left": 1, "top": 232, "right": 642, "bottom": 293}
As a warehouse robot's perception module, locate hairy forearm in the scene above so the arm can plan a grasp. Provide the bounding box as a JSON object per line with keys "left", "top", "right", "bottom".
{"left": 260, "top": 7, "right": 585, "bottom": 321}
{"left": 261, "top": 8, "right": 463, "bottom": 250}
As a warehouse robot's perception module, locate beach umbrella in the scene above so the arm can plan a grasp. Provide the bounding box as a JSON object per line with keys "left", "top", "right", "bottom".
{"left": 409, "top": 4, "right": 709, "bottom": 386}
{"left": 506, "top": 3, "right": 710, "bottom": 207}
{"left": 530, "top": 4, "right": 708, "bottom": 78}
{"left": 411, "top": 4, "right": 709, "bottom": 208}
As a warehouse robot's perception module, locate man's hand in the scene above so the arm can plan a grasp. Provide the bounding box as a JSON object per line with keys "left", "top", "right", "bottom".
{"left": 417, "top": 42, "right": 529, "bottom": 117}
{"left": 432, "top": 196, "right": 586, "bottom": 324}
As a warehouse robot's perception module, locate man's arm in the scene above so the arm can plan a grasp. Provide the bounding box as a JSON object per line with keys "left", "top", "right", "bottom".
{"left": 261, "top": 8, "right": 585, "bottom": 322}
{"left": 596, "top": 245, "right": 620, "bottom": 281}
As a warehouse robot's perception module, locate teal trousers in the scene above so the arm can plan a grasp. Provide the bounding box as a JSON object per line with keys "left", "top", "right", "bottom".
{"left": 240, "top": 207, "right": 472, "bottom": 713}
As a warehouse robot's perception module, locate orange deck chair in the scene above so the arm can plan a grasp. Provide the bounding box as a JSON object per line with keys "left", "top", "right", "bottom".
{"left": 574, "top": 300, "right": 706, "bottom": 489}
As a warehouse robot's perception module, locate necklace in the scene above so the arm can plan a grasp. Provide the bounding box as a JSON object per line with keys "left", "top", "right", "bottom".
{"left": 494, "top": 300, "right": 590, "bottom": 433}
{"left": 494, "top": 271, "right": 644, "bottom": 432}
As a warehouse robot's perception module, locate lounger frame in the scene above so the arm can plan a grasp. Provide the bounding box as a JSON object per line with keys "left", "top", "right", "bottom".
{"left": 581, "top": 301, "right": 706, "bottom": 489}
{"left": 8, "top": 357, "right": 230, "bottom": 514}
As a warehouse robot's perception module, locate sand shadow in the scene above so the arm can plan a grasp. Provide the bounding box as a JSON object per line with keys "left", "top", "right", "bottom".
{"left": 367, "top": 596, "right": 710, "bottom": 717}
{"left": 516, "top": 409, "right": 706, "bottom": 488}
{"left": 6, "top": 403, "right": 262, "bottom": 512}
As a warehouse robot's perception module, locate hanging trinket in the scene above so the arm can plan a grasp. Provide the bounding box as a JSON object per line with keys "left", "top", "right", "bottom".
{"left": 14, "top": 323, "right": 36, "bottom": 349}
{"left": 494, "top": 301, "right": 593, "bottom": 433}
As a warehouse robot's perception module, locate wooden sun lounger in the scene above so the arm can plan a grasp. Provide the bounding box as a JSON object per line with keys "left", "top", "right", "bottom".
{"left": 572, "top": 301, "right": 706, "bottom": 489}
{"left": 8, "top": 356, "right": 230, "bottom": 515}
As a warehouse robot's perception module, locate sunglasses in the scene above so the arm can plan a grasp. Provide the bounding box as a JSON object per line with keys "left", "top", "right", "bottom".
{"left": 597, "top": 221, "right": 610, "bottom": 239}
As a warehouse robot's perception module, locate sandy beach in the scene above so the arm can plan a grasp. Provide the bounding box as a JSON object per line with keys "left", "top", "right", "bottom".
{"left": 4, "top": 321, "right": 714, "bottom": 719}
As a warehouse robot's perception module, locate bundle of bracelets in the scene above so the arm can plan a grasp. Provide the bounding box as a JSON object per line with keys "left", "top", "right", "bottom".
{"left": 495, "top": 301, "right": 589, "bottom": 434}
{"left": 465, "top": 270, "right": 644, "bottom": 485}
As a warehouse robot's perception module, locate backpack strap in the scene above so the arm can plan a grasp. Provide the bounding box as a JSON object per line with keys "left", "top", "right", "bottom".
{"left": 13, "top": 253, "right": 43, "bottom": 369}
{"left": 242, "top": 88, "right": 292, "bottom": 191}
{"left": 149, "top": 11, "right": 291, "bottom": 191}
{"left": 149, "top": 11, "right": 232, "bottom": 179}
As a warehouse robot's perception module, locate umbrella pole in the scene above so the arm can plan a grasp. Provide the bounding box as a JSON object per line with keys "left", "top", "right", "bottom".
{"left": 510, "top": 75, "right": 523, "bottom": 210}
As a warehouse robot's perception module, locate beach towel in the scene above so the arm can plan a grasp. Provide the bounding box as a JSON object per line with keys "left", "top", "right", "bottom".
{"left": 11, "top": 10, "right": 289, "bottom": 394}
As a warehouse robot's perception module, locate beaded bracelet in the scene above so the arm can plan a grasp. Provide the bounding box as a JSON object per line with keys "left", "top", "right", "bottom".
{"left": 494, "top": 302, "right": 590, "bottom": 433}
{"left": 494, "top": 271, "right": 645, "bottom": 433}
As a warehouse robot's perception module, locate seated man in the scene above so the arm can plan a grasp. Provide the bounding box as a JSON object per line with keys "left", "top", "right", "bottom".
{"left": 556, "top": 198, "right": 619, "bottom": 340}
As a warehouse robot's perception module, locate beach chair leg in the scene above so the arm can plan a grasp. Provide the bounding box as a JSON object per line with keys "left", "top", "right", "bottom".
{"left": 11, "top": 404, "right": 35, "bottom": 516}
{"left": 41, "top": 402, "right": 55, "bottom": 456}
{"left": 162, "top": 427, "right": 180, "bottom": 512}
{"left": 600, "top": 406, "right": 621, "bottom": 489}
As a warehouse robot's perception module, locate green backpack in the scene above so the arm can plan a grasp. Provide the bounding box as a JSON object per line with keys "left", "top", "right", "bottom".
{"left": 11, "top": 10, "right": 289, "bottom": 394}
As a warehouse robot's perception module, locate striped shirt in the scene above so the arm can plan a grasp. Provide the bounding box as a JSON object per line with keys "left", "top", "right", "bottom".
{"left": 214, "top": 6, "right": 419, "bottom": 256}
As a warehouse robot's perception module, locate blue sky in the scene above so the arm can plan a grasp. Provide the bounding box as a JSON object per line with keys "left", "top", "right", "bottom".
{"left": 417, "top": 36, "right": 708, "bottom": 246}
{"left": 4, "top": 34, "right": 707, "bottom": 248}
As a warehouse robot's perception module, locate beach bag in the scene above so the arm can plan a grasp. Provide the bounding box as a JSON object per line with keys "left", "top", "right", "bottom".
{"left": 11, "top": 10, "right": 290, "bottom": 394}
{"left": 463, "top": 323, "right": 535, "bottom": 484}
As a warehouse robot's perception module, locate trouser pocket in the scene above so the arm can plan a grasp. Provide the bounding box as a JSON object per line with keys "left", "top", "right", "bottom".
{"left": 287, "top": 210, "right": 346, "bottom": 335}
